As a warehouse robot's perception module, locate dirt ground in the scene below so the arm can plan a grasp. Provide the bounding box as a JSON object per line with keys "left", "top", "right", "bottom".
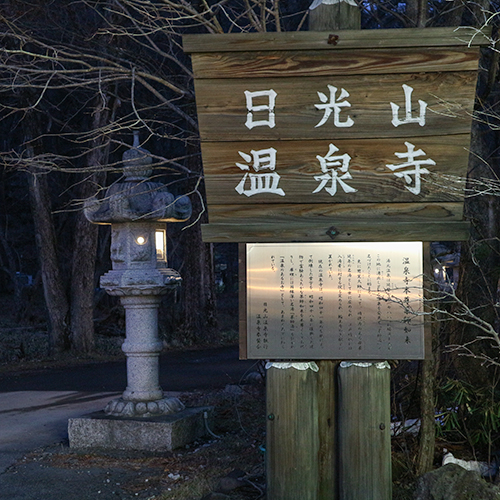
{"left": 1, "top": 384, "right": 266, "bottom": 500}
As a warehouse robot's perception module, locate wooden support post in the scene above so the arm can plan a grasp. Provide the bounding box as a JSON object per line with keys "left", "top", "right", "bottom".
{"left": 266, "top": 361, "right": 336, "bottom": 500}
{"left": 309, "top": 0, "right": 361, "bottom": 30}
{"left": 338, "top": 362, "right": 392, "bottom": 500}
{"left": 311, "top": 3, "right": 390, "bottom": 499}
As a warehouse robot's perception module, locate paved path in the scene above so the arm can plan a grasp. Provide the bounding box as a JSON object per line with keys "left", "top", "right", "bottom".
{"left": 0, "top": 391, "right": 121, "bottom": 471}
{"left": 0, "top": 346, "right": 256, "bottom": 393}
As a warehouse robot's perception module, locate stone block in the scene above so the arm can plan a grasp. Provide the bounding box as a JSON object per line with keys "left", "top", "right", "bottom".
{"left": 415, "top": 463, "right": 500, "bottom": 500}
{"left": 68, "top": 406, "right": 212, "bottom": 451}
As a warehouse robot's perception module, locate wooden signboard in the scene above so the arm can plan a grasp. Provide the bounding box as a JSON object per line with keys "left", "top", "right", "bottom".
{"left": 183, "top": 27, "right": 491, "bottom": 242}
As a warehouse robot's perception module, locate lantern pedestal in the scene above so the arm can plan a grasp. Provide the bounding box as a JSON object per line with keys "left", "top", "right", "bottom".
{"left": 68, "top": 406, "right": 212, "bottom": 452}
{"left": 97, "top": 222, "right": 185, "bottom": 419}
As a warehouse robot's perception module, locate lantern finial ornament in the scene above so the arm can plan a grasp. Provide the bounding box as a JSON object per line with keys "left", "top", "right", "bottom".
{"left": 122, "top": 131, "right": 153, "bottom": 180}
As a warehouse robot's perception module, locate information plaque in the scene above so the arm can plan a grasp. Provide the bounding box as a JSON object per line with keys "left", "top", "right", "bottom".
{"left": 245, "top": 242, "right": 424, "bottom": 360}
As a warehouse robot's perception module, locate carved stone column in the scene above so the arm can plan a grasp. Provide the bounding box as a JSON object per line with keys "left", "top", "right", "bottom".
{"left": 105, "top": 294, "right": 184, "bottom": 417}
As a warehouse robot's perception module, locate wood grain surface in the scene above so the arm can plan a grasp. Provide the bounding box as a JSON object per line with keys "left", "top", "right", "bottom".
{"left": 206, "top": 202, "right": 466, "bottom": 222}
{"left": 194, "top": 72, "right": 476, "bottom": 141}
{"left": 201, "top": 220, "right": 470, "bottom": 242}
{"left": 183, "top": 27, "right": 491, "bottom": 53}
{"left": 183, "top": 26, "right": 490, "bottom": 241}
{"left": 190, "top": 48, "right": 481, "bottom": 79}
{"left": 202, "top": 135, "right": 470, "bottom": 204}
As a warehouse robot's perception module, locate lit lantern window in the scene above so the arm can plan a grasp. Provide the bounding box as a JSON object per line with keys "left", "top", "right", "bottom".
{"left": 155, "top": 229, "right": 166, "bottom": 261}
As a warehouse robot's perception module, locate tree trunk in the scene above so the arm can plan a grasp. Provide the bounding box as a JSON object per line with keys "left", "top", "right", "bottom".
{"left": 417, "top": 243, "right": 439, "bottom": 475}
{"left": 69, "top": 180, "right": 101, "bottom": 354}
{"left": 452, "top": 43, "right": 500, "bottom": 385}
{"left": 416, "top": 250, "right": 441, "bottom": 476}
{"left": 0, "top": 221, "right": 23, "bottom": 308}
{"left": 69, "top": 95, "right": 110, "bottom": 354}
{"left": 417, "top": 354, "right": 437, "bottom": 475}
{"left": 179, "top": 179, "right": 218, "bottom": 343}
{"left": 441, "top": 0, "right": 465, "bottom": 26}
{"left": 23, "top": 109, "right": 70, "bottom": 353}
{"left": 469, "top": 0, "right": 491, "bottom": 27}
{"left": 26, "top": 165, "right": 70, "bottom": 353}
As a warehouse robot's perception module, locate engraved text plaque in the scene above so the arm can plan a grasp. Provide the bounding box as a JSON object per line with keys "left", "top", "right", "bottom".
{"left": 246, "top": 242, "right": 424, "bottom": 360}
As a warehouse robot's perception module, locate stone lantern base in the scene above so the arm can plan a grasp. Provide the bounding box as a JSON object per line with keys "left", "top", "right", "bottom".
{"left": 68, "top": 406, "right": 213, "bottom": 452}
{"left": 104, "top": 395, "right": 184, "bottom": 418}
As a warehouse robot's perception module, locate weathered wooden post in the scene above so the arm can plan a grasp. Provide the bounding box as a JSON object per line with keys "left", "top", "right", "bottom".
{"left": 266, "top": 4, "right": 365, "bottom": 496}
{"left": 266, "top": 361, "right": 336, "bottom": 500}
{"left": 309, "top": 0, "right": 360, "bottom": 30}
{"left": 338, "top": 362, "right": 392, "bottom": 499}
{"left": 268, "top": 4, "right": 367, "bottom": 500}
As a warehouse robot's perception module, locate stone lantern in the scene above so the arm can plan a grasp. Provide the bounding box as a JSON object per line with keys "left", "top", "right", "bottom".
{"left": 84, "top": 133, "right": 192, "bottom": 418}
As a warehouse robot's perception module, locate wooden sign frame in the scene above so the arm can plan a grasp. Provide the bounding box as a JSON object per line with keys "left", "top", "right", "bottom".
{"left": 184, "top": 27, "right": 491, "bottom": 243}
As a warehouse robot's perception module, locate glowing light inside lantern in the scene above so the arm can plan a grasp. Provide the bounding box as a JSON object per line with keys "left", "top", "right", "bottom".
{"left": 155, "top": 230, "right": 166, "bottom": 261}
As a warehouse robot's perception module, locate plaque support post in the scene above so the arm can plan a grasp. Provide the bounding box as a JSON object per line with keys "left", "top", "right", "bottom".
{"left": 266, "top": 362, "right": 336, "bottom": 500}
{"left": 265, "top": 4, "right": 362, "bottom": 500}
{"left": 312, "top": 5, "right": 391, "bottom": 500}
{"left": 338, "top": 362, "right": 392, "bottom": 500}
